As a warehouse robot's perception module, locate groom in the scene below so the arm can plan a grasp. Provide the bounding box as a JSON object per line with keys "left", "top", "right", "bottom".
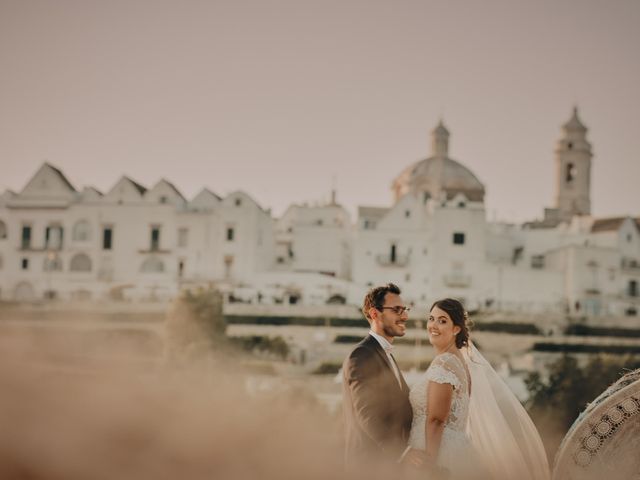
{"left": 342, "top": 283, "right": 422, "bottom": 469}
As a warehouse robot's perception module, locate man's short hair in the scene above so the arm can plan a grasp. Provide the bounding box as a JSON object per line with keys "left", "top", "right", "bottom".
{"left": 362, "top": 283, "right": 401, "bottom": 320}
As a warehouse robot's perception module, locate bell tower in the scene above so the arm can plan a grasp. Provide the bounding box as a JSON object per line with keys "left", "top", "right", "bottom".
{"left": 555, "top": 107, "right": 592, "bottom": 219}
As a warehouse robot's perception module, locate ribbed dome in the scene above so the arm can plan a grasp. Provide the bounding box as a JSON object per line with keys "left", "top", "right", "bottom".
{"left": 392, "top": 122, "right": 485, "bottom": 203}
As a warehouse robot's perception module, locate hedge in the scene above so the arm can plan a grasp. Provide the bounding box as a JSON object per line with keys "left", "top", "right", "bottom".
{"left": 564, "top": 324, "right": 640, "bottom": 338}
{"left": 472, "top": 322, "right": 541, "bottom": 335}
{"left": 533, "top": 342, "right": 640, "bottom": 354}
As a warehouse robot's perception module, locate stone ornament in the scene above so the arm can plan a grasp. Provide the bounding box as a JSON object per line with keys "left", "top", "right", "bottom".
{"left": 553, "top": 368, "right": 640, "bottom": 480}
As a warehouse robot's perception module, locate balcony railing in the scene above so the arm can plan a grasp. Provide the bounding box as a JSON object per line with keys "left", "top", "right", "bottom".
{"left": 137, "top": 248, "right": 171, "bottom": 254}
{"left": 443, "top": 274, "right": 471, "bottom": 288}
{"left": 375, "top": 253, "right": 409, "bottom": 267}
{"left": 621, "top": 258, "right": 640, "bottom": 271}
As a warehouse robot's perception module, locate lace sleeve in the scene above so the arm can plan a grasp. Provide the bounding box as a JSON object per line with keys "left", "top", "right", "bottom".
{"left": 426, "top": 354, "right": 463, "bottom": 390}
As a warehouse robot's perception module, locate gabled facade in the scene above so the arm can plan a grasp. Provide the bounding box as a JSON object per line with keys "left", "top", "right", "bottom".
{"left": 1, "top": 109, "right": 638, "bottom": 317}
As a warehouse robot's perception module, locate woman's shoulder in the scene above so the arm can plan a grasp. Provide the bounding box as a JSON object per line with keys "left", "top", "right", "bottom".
{"left": 431, "top": 351, "right": 464, "bottom": 368}
{"left": 425, "top": 356, "right": 463, "bottom": 388}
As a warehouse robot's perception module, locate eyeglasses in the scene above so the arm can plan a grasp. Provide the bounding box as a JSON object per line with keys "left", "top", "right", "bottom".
{"left": 380, "top": 306, "right": 411, "bottom": 315}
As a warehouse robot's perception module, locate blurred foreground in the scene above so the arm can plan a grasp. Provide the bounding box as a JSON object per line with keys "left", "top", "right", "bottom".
{"left": 1, "top": 290, "right": 639, "bottom": 479}
{"left": 0, "top": 329, "right": 360, "bottom": 480}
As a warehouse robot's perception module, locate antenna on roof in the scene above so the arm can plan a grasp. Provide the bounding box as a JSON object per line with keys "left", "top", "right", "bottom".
{"left": 330, "top": 174, "right": 337, "bottom": 205}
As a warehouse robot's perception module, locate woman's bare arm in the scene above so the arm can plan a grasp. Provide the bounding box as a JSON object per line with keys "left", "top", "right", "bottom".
{"left": 425, "top": 381, "right": 453, "bottom": 464}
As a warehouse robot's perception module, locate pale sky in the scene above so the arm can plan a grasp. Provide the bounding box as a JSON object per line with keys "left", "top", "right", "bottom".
{"left": 1, "top": 0, "right": 639, "bottom": 222}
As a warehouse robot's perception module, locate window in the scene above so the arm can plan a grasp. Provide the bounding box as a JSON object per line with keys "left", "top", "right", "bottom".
{"left": 159, "top": 196, "right": 168, "bottom": 204}
{"left": 531, "top": 255, "right": 545, "bottom": 269}
{"left": 458, "top": 201, "right": 466, "bottom": 208}
{"left": 566, "top": 163, "right": 576, "bottom": 183}
{"left": 224, "top": 255, "right": 234, "bottom": 278}
{"left": 43, "top": 290, "right": 57, "bottom": 300}
{"left": 405, "top": 210, "right": 411, "bottom": 218}
{"left": 45, "top": 225, "right": 64, "bottom": 250}
{"left": 512, "top": 247, "right": 524, "bottom": 264}
{"left": 423, "top": 192, "right": 430, "bottom": 204}
{"left": 453, "top": 232, "right": 465, "bottom": 245}
{"left": 72, "top": 220, "right": 91, "bottom": 242}
{"left": 70, "top": 253, "right": 92, "bottom": 272}
{"left": 103, "top": 227, "right": 113, "bottom": 250}
{"left": 288, "top": 293, "right": 300, "bottom": 305}
{"left": 226, "top": 227, "right": 235, "bottom": 241}
{"left": 567, "top": 142, "right": 573, "bottom": 150}
{"left": 177, "top": 228, "right": 188, "bottom": 248}
{"left": 21, "top": 258, "right": 29, "bottom": 270}
{"left": 390, "top": 244, "right": 397, "bottom": 263}
{"left": 629, "top": 280, "right": 638, "bottom": 298}
{"left": 21, "top": 225, "right": 32, "bottom": 249}
{"left": 43, "top": 254, "right": 63, "bottom": 272}
{"left": 178, "top": 259, "right": 185, "bottom": 278}
{"left": 0, "top": 220, "right": 7, "bottom": 239}
{"left": 150, "top": 226, "right": 161, "bottom": 251}
{"left": 235, "top": 198, "right": 242, "bottom": 206}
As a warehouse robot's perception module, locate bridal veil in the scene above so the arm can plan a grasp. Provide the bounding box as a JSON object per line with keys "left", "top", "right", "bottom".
{"left": 463, "top": 343, "right": 550, "bottom": 480}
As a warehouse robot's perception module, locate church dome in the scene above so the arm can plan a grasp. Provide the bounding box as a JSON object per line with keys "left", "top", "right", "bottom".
{"left": 392, "top": 121, "right": 485, "bottom": 203}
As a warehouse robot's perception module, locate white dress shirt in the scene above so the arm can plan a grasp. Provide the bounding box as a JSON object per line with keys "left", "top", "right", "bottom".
{"left": 368, "top": 330, "right": 403, "bottom": 388}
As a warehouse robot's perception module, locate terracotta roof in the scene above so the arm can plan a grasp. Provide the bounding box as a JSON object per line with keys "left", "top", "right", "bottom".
{"left": 358, "top": 206, "right": 389, "bottom": 220}
{"left": 591, "top": 216, "right": 640, "bottom": 233}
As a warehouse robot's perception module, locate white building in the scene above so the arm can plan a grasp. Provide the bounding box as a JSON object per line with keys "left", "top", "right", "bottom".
{"left": 0, "top": 164, "right": 275, "bottom": 302}
{"left": 1, "top": 108, "right": 638, "bottom": 316}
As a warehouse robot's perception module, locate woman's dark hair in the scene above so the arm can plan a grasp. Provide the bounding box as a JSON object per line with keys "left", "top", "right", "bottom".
{"left": 430, "top": 298, "right": 470, "bottom": 349}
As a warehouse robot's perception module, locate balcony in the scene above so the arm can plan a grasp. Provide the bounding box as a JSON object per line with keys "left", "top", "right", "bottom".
{"left": 138, "top": 247, "right": 171, "bottom": 254}
{"left": 621, "top": 258, "right": 640, "bottom": 271}
{"left": 443, "top": 274, "right": 471, "bottom": 288}
{"left": 375, "top": 253, "right": 409, "bottom": 267}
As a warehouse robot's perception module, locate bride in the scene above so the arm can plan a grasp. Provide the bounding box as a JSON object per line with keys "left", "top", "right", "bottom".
{"left": 407, "top": 298, "right": 550, "bottom": 480}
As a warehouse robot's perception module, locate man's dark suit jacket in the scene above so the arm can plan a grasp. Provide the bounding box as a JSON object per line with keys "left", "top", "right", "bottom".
{"left": 342, "top": 334, "right": 413, "bottom": 468}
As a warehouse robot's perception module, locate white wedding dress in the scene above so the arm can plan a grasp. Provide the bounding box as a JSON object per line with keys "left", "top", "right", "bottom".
{"left": 408, "top": 345, "right": 550, "bottom": 480}
{"left": 408, "top": 352, "right": 484, "bottom": 478}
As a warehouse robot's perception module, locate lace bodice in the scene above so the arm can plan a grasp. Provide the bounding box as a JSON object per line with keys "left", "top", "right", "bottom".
{"left": 408, "top": 352, "right": 470, "bottom": 450}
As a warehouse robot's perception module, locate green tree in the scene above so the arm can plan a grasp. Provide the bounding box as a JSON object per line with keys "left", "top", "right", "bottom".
{"left": 164, "top": 287, "right": 226, "bottom": 360}
{"left": 526, "top": 353, "right": 640, "bottom": 454}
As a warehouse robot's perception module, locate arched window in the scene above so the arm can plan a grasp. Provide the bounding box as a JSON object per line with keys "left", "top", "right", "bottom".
{"left": 70, "top": 253, "right": 92, "bottom": 272}
{"left": 0, "top": 220, "right": 7, "bottom": 240}
{"left": 140, "top": 256, "right": 164, "bottom": 273}
{"left": 13, "top": 281, "right": 36, "bottom": 302}
{"left": 72, "top": 220, "right": 92, "bottom": 242}
{"left": 326, "top": 294, "right": 346, "bottom": 305}
{"left": 566, "top": 163, "right": 576, "bottom": 183}
{"left": 43, "top": 253, "right": 63, "bottom": 272}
